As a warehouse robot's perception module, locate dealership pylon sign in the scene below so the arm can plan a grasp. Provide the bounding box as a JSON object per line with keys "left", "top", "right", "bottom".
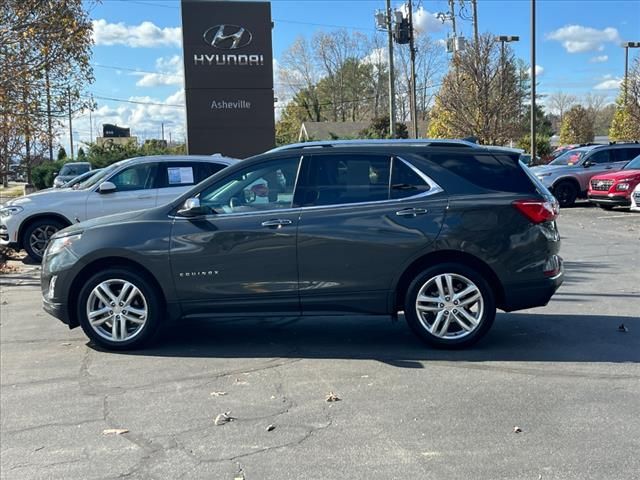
{"left": 181, "top": 1, "right": 275, "bottom": 157}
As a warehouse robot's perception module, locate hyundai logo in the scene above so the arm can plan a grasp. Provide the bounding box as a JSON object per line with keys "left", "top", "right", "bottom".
{"left": 203, "top": 25, "right": 252, "bottom": 49}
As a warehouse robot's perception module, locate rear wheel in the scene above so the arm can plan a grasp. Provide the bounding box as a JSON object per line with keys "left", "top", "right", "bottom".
{"left": 404, "top": 263, "right": 496, "bottom": 349}
{"left": 23, "top": 218, "right": 65, "bottom": 262}
{"left": 553, "top": 181, "right": 578, "bottom": 208}
{"left": 77, "top": 268, "right": 161, "bottom": 350}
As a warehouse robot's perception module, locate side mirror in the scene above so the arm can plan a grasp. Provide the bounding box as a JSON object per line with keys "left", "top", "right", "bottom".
{"left": 98, "top": 181, "right": 117, "bottom": 194}
{"left": 53, "top": 172, "right": 58, "bottom": 177}
{"left": 178, "top": 198, "right": 207, "bottom": 217}
{"left": 583, "top": 160, "right": 593, "bottom": 168}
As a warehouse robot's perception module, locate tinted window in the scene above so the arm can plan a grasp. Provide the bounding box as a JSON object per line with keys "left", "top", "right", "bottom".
{"left": 614, "top": 147, "right": 640, "bottom": 162}
{"left": 624, "top": 155, "right": 640, "bottom": 170}
{"left": 391, "top": 158, "right": 430, "bottom": 199}
{"left": 297, "top": 154, "right": 391, "bottom": 207}
{"left": 549, "top": 149, "right": 586, "bottom": 165}
{"left": 108, "top": 164, "right": 157, "bottom": 192}
{"left": 60, "top": 164, "right": 89, "bottom": 176}
{"left": 587, "top": 150, "right": 611, "bottom": 164}
{"left": 158, "top": 162, "right": 226, "bottom": 188}
{"left": 199, "top": 158, "right": 299, "bottom": 214}
{"left": 424, "top": 152, "right": 536, "bottom": 193}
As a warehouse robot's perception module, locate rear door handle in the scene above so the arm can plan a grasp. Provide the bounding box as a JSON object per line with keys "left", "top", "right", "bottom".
{"left": 395, "top": 207, "right": 427, "bottom": 217}
{"left": 137, "top": 195, "right": 153, "bottom": 199}
{"left": 261, "top": 219, "right": 293, "bottom": 228}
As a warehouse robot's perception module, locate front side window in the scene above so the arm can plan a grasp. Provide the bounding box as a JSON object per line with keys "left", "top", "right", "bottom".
{"left": 297, "top": 154, "right": 391, "bottom": 207}
{"left": 108, "top": 163, "right": 157, "bottom": 192}
{"left": 199, "top": 157, "right": 299, "bottom": 214}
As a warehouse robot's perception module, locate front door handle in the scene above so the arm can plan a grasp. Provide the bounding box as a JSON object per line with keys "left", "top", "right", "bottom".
{"left": 137, "top": 195, "right": 153, "bottom": 199}
{"left": 261, "top": 219, "right": 293, "bottom": 228}
{"left": 395, "top": 207, "right": 427, "bottom": 217}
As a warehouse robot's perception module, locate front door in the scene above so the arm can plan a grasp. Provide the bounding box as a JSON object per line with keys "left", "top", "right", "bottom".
{"left": 170, "top": 156, "right": 302, "bottom": 316}
{"left": 294, "top": 153, "right": 448, "bottom": 315}
{"left": 85, "top": 162, "right": 159, "bottom": 219}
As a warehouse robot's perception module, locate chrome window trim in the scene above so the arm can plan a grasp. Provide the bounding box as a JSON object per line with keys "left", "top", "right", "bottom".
{"left": 172, "top": 155, "right": 444, "bottom": 220}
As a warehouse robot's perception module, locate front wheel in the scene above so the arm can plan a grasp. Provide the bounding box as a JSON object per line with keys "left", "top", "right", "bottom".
{"left": 23, "top": 218, "right": 64, "bottom": 262}
{"left": 404, "top": 263, "right": 496, "bottom": 349}
{"left": 77, "top": 268, "right": 162, "bottom": 350}
{"left": 553, "top": 181, "right": 578, "bottom": 208}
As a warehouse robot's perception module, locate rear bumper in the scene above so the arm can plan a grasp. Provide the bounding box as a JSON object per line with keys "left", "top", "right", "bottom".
{"left": 501, "top": 263, "right": 564, "bottom": 312}
{"left": 587, "top": 194, "right": 631, "bottom": 206}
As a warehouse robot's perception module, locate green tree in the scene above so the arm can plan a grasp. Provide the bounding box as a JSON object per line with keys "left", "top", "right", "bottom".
{"left": 57, "top": 146, "right": 67, "bottom": 160}
{"left": 609, "top": 57, "right": 640, "bottom": 141}
{"left": 77, "top": 147, "right": 86, "bottom": 160}
{"left": 359, "top": 116, "right": 408, "bottom": 139}
{"left": 516, "top": 134, "right": 551, "bottom": 158}
{"left": 560, "top": 105, "right": 594, "bottom": 144}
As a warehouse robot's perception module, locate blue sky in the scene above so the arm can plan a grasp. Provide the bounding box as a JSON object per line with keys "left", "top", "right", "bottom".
{"left": 65, "top": 0, "right": 640, "bottom": 151}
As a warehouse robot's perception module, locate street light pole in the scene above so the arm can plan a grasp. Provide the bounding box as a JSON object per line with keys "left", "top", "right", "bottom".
{"left": 622, "top": 42, "right": 640, "bottom": 104}
{"left": 530, "top": 0, "right": 536, "bottom": 161}
{"left": 497, "top": 35, "right": 519, "bottom": 91}
{"left": 408, "top": 0, "right": 418, "bottom": 139}
{"left": 386, "top": 0, "right": 396, "bottom": 138}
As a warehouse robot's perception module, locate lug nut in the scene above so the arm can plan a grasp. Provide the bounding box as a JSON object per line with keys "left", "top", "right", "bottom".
{"left": 119, "top": 302, "right": 124, "bottom": 307}
{"left": 109, "top": 310, "right": 113, "bottom": 315}
{"left": 453, "top": 300, "right": 459, "bottom": 305}
{"left": 122, "top": 310, "right": 127, "bottom": 315}
{"left": 110, "top": 302, "right": 115, "bottom": 307}
{"left": 444, "top": 311, "right": 449, "bottom": 315}
{"left": 453, "top": 309, "right": 458, "bottom": 314}
{"left": 439, "top": 303, "right": 445, "bottom": 308}
{"left": 445, "top": 296, "right": 450, "bottom": 301}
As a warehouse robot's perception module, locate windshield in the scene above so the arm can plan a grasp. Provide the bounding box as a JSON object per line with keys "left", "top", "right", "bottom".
{"left": 624, "top": 155, "right": 640, "bottom": 170}
{"left": 63, "top": 169, "right": 101, "bottom": 187}
{"left": 76, "top": 163, "right": 121, "bottom": 189}
{"left": 549, "top": 149, "right": 587, "bottom": 166}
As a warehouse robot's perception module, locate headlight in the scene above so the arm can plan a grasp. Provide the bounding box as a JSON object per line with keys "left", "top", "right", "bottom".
{"left": 615, "top": 182, "right": 631, "bottom": 191}
{"left": 47, "top": 233, "right": 82, "bottom": 256}
{"left": 0, "top": 205, "right": 24, "bottom": 217}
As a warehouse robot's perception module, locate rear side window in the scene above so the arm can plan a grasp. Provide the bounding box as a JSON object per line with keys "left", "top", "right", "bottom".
{"left": 587, "top": 150, "right": 611, "bottom": 164}
{"left": 614, "top": 147, "right": 640, "bottom": 162}
{"left": 423, "top": 152, "right": 536, "bottom": 193}
{"left": 297, "top": 154, "right": 391, "bottom": 207}
{"left": 391, "top": 158, "right": 430, "bottom": 199}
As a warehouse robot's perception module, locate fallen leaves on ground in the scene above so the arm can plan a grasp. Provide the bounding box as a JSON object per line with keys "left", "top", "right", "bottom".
{"left": 103, "top": 428, "right": 129, "bottom": 435}
{"left": 266, "top": 424, "right": 276, "bottom": 432}
{"left": 618, "top": 323, "right": 629, "bottom": 333}
{"left": 513, "top": 426, "right": 523, "bottom": 433}
{"left": 214, "top": 411, "right": 235, "bottom": 425}
{"left": 210, "top": 391, "right": 227, "bottom": 397}
{"left": 326, "top": 391, "right": 341, "bottom": 402}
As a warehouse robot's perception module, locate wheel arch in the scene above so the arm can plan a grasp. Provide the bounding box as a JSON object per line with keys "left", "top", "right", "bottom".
{"left": 18, "top": 213, "right": 73, "bottom": 247}
{"left": 551, "top": 176, "right": 582, "bottom": 194}
{"left": 392, "top": 250, "right": 506, "bottom": 312}
{"left": 66, "top": 257, "right": 168, "bottom": 328}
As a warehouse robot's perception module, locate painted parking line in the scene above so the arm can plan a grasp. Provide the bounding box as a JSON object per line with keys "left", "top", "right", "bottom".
{"left": 596, "top": 214, "right": 638, "bottom": 219}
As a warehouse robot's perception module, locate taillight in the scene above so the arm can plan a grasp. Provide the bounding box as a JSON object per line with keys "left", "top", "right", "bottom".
{"left": 513, "top": 199, "right": 559, "bottom": 224}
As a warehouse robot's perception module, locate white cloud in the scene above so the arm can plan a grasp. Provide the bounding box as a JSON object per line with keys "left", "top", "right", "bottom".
{"left": 590, "top": 55, "right": 609, "bottom": 63}
{"left": 594, "top": 78, "right": 622, "bottom": 90}
{"left": 135, "top": 55, "right": 183, "bottom": 87}
{"left": 413, "top": 8, "right": 448, "bottom": 35}
{"left": 92, "top": 19, "right": 181, "bottom": 48}
{"left": 528, "top": 65, "right": 544, "bottom": 77}
{"left": 546, "top": 25, "right": 620, "bottom": 53}
{"left": 362, "top": 48, "right": 387, "bottom": 67}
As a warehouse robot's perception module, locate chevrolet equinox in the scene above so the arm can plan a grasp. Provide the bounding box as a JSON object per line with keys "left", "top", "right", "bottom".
{"left": 41, "top": 140, "right": 564, "bottom": 350}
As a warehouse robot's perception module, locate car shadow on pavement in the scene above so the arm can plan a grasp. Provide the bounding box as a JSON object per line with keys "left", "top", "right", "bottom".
{"left": 105, "top": 312, "right": 640, "bottom": 365}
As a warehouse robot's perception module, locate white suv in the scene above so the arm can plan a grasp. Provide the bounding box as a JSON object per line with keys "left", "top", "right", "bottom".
{"left": 0, "top": 155, "right": 237, "bottom": 261}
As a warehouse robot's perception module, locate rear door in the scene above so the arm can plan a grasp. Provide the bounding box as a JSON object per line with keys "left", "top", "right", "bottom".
{"left": 613, "top": 147, "right": 640, "bottom": 168}
{"left": 155, "top": 161, "right": 227, "bottom": 206}
{"left": 85, "top": 162, "right": 159, "bottom": 219}
{"left": 294, "top": 153, "right": 447, "bottom": 315}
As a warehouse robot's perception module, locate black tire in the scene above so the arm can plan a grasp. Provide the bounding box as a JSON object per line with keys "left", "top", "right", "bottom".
{"left": 404, "top": 263, "right": 496, "bottom": 349}
{"left": 553, "top": 181, "right": 578, "bottom": 208}
{"left": 77, "top": 268, "right": 162, "bottom": 350}
{"left": 23, "top": 218, "right": 65, "bottom": 262}
{"left": 599, "top": 204, "right": 614, "bottom": 211}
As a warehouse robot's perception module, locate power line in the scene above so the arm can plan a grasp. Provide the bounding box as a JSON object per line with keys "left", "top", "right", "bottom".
{"left": 91, "top": 95, "right": 184, "bottom": 108}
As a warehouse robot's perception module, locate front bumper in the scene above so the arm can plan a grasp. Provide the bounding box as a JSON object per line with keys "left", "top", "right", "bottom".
{"left": 501, "top": 258, "right": 564, "bottom": 312}
{"left": 587, "top": 194, "right": 631, "bottom": 207}
{"left": 42, "top": 297, "right": 71, "bottom": 326}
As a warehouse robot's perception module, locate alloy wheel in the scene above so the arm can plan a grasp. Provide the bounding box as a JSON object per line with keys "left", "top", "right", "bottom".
{"left": 415, "top": 273, "right": 484, "bottom": 339}
{"left": 86, "top": 279, "right": 148, "bottom": 342}
{"left": 29, "top": 225, "right": 59, "bottom": 258}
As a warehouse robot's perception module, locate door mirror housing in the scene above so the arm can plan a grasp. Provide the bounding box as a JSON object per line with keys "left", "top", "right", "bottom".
{"left": 53, "top": 172, "right": 58, "bottom": 177}
{"left": 583, "top": 160, "right": 593, "bottom": 168}
{"left": 178, "top": 198, "right": 207, "bottom": 217}
{"left": 98, "top": 181, "right": 117, "bottom": 194}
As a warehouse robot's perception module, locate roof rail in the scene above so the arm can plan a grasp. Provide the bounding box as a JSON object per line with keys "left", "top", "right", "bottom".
{"left": 268, "top": 138, "right": 481, "bottom": 153}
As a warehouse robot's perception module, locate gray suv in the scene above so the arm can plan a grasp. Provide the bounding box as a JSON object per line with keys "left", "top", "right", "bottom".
{"left": 41, "top": 139, "right": 564, "bottom": 350}
{"left": 530, "top": 143, "right": 640, "bottom": 207}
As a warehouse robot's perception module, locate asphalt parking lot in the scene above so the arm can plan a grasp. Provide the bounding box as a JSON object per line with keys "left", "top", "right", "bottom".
{"left": 1, "top": 202, "right": 639, "bottom": 480}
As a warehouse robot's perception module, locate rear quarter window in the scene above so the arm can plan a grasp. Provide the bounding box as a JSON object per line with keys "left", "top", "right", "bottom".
{"left": 423, "top": 152, "right": 536, "bottom": 194}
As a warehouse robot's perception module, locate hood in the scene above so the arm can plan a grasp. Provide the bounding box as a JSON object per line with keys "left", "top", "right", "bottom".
{"left": 5, "top": 188, "right": 85, "bottom": 208}
{"left": 530, "top": 164, "right": 577, "bottom": 173}
{"left": 589, "top": 169, "right": 640, "bottom": 182}
{"left": 59, "top": 208, "right": 150, "bottom": 236}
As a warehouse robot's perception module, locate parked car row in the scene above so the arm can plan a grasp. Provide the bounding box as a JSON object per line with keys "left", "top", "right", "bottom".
{"left": 530, "top": 142, "right": 640, "bottom": 208}
{"left": 0, "top": 155, "right": 237, "bottom": 261}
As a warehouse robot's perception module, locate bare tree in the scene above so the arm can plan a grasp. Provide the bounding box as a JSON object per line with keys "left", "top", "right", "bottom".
{"left": 547, "top": 91, "right": 577, "bottom": 124}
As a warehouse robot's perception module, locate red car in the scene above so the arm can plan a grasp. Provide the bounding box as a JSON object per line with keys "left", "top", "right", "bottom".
{"left": 588, "top": 154, "right": 640, "bottom": 209}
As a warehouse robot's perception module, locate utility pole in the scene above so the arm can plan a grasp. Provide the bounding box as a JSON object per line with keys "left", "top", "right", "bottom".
{"left": 67, "top": 88, "right": 74, "bottom": 160}
{"left": 449, "top": 0, "right": 457, "bottom": 39}
{"left": 408, "top": 0, "right": 418, "bottom": 139}
{"left": 530, "top": 0, "right": 536, "bottom": 161}
{"left": 386, "top": 0, "right": 396, "bottom": 138}
{"left": 622, "top": 42, "right": 640, "bottom": 104}
{"left": 45, "top": 63, "right": 53, "bottom": 161}
{"left": 161, "top": 122, "right": 165, "bottom": 141}
{"left": 472, "top": 0, "right": 479, "bottom": 45}
{"left": 89, "top": 107, "right": 93, "bottom": 144}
